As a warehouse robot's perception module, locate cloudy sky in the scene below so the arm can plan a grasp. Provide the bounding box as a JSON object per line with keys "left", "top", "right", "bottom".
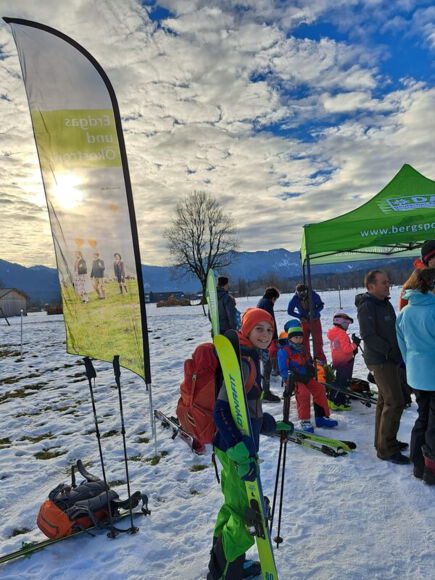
{"left": 0, "top": 0, "right": 434, "bottom": 268}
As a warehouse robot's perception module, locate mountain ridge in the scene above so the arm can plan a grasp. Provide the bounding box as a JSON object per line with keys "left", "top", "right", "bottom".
{"left": 0, "top": 249, "right": 411, "bottom": 305}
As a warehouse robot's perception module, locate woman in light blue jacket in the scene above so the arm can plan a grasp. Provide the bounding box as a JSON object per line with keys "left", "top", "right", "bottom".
{"left": 396, "top": 268, "right": 435, "bottom": 484}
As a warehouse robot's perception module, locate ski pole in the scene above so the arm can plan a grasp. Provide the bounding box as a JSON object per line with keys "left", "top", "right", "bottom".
{"left": 83, "top": 356, "right": 118, "bottom": 538}
{"left": 113, "top": 355, "right": 139, "bottom": 535}
{"left": 270, "top": 371, "right": 294, "bottom": 547}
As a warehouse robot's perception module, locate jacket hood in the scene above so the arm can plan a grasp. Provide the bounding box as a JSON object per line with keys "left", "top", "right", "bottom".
{"left": 355, "top": 291, "right": 390, "bottom": 307}
{"left": 402, "top": 289, "right": 435, "bottom": 306}
{"left": 327, "top": 326, "right": 345, "bottom": 340}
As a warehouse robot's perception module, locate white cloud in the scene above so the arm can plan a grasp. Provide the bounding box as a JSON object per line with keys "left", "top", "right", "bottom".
{"left": 0, "top": 0, "right": 433, "bottom": 268}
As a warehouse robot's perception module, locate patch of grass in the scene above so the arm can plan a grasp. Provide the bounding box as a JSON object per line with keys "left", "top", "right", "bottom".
{"left": 34, "top": 448, "right": 67, "bottom": 460}
{"left": 0, "top": 377, "right": 21, "bottom": 385}
{"left": 61, "top": 281, "right": 144, "bottom": 377}
{"left": 145, "top": 450, "right": 168, "bottom": 465}
{"left": 56, "top": 405, "right": 75, "bottom": 413}
{"left": 0, "top": 437, "right": 11, "bottom": 445}
{"left": 108, "top": 479, "right": 126, "bottom": 487}
{"left": 146, "top": 456, "right": 161, "bottom": 465}
{"left": 0, "top": 388, "right": 34, "bottom": 403}
{"left": 189, "top": 464, "right": 209, "bottom": 472}
{"left": 128, "top": 455, "right": 143, "bottom": 462}
{"left": 137, "top": 436, "right": 150, "bottom": 444}
{"left": 19, "top": 432, "right": 53, "bottom": 443}
{"left": 190, "top": 489, "right": 200, "bottom": 495}
{"left": 0, "top": 349, "right": 20, "bottom": 358}
{"left": 26, "top": 382, "right": 48, "bottom": 391}
{"left": 10, "top": 528, "right": 31, "bottom": 537}
{"left": 102, "top": 430, "right": 119, "bottom": 438}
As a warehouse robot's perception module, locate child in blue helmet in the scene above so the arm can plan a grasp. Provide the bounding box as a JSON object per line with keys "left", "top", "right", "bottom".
{"left": 278, "top": 320, "right": 338, "bottom": 432}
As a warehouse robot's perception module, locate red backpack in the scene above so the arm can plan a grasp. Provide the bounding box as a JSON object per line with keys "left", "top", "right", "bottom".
{"left": 176, "top": 343, "right": 220, "bottom": 449}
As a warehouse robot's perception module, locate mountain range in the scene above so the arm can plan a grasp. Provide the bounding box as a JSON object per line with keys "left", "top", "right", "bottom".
{"left": 0, "top": 249, "right": 410, "bottom": 305}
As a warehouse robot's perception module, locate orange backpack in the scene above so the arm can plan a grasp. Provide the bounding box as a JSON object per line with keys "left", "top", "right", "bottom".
{"left": 176, "top": 342, "right": 257, "bottom": 450}
{"left": 37, "top": 480, "right": 115, "bottom": 539}
{"left": 176, "top": 343, "right": 220, "bottom": 448}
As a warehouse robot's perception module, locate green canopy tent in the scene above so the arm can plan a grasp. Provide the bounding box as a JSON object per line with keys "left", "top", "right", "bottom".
{"left": 299, "top": 163, "right": 435, "bottom": 359}
{"left": 301, "top": 163, "right": 435, "bottom": 268}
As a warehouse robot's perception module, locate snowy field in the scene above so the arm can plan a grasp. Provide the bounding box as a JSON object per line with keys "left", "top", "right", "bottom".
{"left": 0, "top": 286, "right": 434, "bottom": 580}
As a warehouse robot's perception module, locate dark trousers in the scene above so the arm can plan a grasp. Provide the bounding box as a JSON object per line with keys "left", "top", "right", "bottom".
{"left": 410, "top": 390, "right": 435, "bottom": 471}
{"left": 368, "top": 362, "right": 405, "bottom": 459}
{"left": 329, "top": 359, "right": 354, "bottom": 405}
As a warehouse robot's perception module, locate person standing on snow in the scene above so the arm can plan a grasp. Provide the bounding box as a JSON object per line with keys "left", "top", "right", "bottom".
{"left": 326, "top": 313, "right": 360, "bottom": 411}
{"left": 399, "top": 240, "right": 435, "bottom": 310}
{"left": 356, "top": 270, "right": 408, "bottom": 465}
{"left": 277, "top": 319, "right": 338, "bottom": 433}
{"left": 396, "top": 268, "right": 435, "bottom": 484}
{"left": 257, "top": 286, "right": 281, "bottom": 402}
{"left": 287, "top": 283, "right": 326, "bottom": 362}
{"left": 216, "top": 276, "right": 238, "bottom": 334}
{"left": 207, "top": 308, "right": 291, "bottom": 579}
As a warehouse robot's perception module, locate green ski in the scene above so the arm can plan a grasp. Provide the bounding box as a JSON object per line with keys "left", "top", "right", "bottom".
{"left": 292, "top": 430, "right": 355, "bottom": 453}
{"left": 214, "top": 333, "right": 279, "bottom": 580}
{"left": 206, "top": 269, "right": 219, "bottom": 336}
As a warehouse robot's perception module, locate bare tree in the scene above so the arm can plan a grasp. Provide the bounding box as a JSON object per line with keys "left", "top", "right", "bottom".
{"left": 164, "top": 191, "right": 238, "bottom": 305}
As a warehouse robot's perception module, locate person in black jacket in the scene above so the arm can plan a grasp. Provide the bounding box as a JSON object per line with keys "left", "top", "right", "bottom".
{"left": 356, "top": 270, "right": 408, "bottom": 465}
{"left": 257, "top": 286, "right": 281, "bottom": 402}
{"left": 217, "top": 276, "right": 238, "bottom": 334}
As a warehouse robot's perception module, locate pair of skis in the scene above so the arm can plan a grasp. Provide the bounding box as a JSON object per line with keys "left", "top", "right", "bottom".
{"left": 322, "top": 381, "right": 377, "bottom": 407}
{"left": 154, "top": 410, "right": 356, "bottom": 458}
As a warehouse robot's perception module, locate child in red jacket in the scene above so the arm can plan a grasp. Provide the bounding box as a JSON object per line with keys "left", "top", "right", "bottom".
{"left": 278, "top": 320, "right": 338, "bottom": 432}
{"left": 326, "top": 313, "right": 360, "bottom": 410}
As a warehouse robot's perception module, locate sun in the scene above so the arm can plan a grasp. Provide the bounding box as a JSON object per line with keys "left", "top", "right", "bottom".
{"left": 52, "top": 174, "right": 84, "bottom": 209}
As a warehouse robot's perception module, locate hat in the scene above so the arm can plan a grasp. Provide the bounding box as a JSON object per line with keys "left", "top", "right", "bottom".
{"left": 240, "top": 308, "right": 274, "bottom": 338}
{"left": 286, "top": 319, "right": 303, "bottom": 339}
{"left": 333, "top": 312, "right": 353, "bottom": 329}
{"left": 421, "top": 240, "right": 435, "bottom": 265}
{"left": 217, "top": 276, "right": 229, "bottom": 287}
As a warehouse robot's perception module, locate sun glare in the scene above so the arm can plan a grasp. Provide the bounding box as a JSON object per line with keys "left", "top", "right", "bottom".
{"left": 52, "top": 174, "right": 84, "bottom": 210}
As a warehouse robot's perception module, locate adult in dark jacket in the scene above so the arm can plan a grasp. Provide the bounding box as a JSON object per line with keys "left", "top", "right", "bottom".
{"left": 356, "top": 269, "right": 408, "bottom": 464}
{"left": 257, "top": 286, "right": 281, "bottom": 402}
{"left": 287, "top": 284, "right": 326, "bottom": 361}
{"left": 216, "top": 276, "right": 238, "bottom": 333}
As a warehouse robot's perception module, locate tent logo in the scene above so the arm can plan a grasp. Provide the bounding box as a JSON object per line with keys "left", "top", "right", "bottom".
{"left": 380, "top": 195, "right": 435, "bottom": 213}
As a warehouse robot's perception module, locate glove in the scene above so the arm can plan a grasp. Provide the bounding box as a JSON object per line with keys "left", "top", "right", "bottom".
{"left": 351, "top": 333, "right": 361, "bottom": 346}
{"left": 226, "top": 439, "right": 258, "bottom": 482}
{"left": 275, "top": 420, "right": 294, "bottom": 435}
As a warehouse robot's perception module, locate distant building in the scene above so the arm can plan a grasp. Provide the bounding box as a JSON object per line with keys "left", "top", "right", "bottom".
{"left": 0, "top": 288, "right": 28, "bottom": 317}
{"left": 147, "top": 291, "right": 186, "bottom": 303}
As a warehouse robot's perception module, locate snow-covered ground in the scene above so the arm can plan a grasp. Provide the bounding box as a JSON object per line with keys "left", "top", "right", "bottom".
{"left": 0, "top": 286, "right": 433, "bottom": 580}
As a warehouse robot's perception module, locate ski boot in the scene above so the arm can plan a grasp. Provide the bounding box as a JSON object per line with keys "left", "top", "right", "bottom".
{"left": 315, "top": 416, "right": 338, "bottom": 428}
{"left": 300, "top": 420, "right": 314, "bottom": 433}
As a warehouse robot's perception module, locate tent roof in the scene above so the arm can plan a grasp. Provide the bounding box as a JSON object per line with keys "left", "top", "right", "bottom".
{"left": 301, "top": 164, "right": 435, "bottom": 265}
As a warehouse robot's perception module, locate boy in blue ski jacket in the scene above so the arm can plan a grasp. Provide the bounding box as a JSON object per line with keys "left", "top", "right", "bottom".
{"left": 208, "top": 308, "right": 291, "bottom": 580}
{"left": 277, "top": 320, "right": 337, "bottom": 433}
